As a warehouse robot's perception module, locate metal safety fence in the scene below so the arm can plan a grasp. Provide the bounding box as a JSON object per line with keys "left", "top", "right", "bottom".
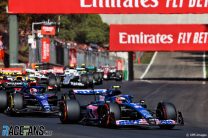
{"left": 76, "top": 50, "right": 117, "bottom": 67}
{"left": 29, "top": 39, "right": 124, "bottom": 68}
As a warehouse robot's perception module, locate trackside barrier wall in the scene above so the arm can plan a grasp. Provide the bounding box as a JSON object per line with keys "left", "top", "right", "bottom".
{"left": 76, "top": 50, "right": 120, "bottom": 67}
{"left": 29, "top": 39, "right": 127, "bottom": 80}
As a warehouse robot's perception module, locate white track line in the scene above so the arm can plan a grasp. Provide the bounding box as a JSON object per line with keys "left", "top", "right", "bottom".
{"left": 203, "top": 52, "right": 206, "bottom": 84}
{"left": 139, "top": 80, "right": 152, "bottom": 84}
{"left": 140, "top": 52, "right": 158, "bottom": 79}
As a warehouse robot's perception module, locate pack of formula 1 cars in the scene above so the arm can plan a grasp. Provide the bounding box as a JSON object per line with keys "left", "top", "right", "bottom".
{"left": 0, "top": 65, "right": 184, "bottom": 130}
{"left": 98, "top": 65, "right": 123, "bottom": 81}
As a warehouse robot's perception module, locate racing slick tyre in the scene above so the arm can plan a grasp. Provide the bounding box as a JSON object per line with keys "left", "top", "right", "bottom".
{"left": 48, "top": 73, "right": 57, "bottom": 86}
{"left": 56, "top": 76, "right": 62, "bottom": 87}
{"left": 99, "top": 72, "right": 103, "bottom": 84}
{"left": 98, "top": 103, "right": 120, "bottom": 128}
{"left": 12, "top": 93, "right": 24, "bottom": 110}
{"left": 115, "top": 71, "right": 122, "bottom": 81}
{"left": 87, "top": 74, "right": 94, "bottom": 88}
{"left": 98, "top": 72, "right": 103, "bottom": 80}
{"left": 156, "top": 102, "right": 177, "bottom": 129}
{"left": 93, "top": 73, "right": 99, "bottom": 82}
{"left": 0, "top": 91, "right": 8, "bottom": 112}
{"left": 95, "top": 72, "right": 103, "bottom": 85}
{"left": 80, "top": 75, "right": 88, "bottom": 85}
{"left": 60, "top": 99, "right": 81, "bottom": 124}
{"left": 88, "top": 74, "right": 94, "bottom": 84}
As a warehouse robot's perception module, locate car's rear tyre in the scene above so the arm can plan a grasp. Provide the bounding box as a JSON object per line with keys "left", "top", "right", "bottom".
{"left": 98, "top": 103, "right": 120, "bottom": 128}
{"left": 96, "top": 72, "right": 103, "bottom": 85}
{"left": 13, "top": 93, "right": 24, "bottom": 110}
{"left": 56, "top": 77, "right": 61, "bottom": 85}
{"left": 0, "top": 91, "right": 8, "bottom": 112}
{"left": 98, "top": 79, "right": 103, "bottom": 85}
{"left": 156, "top": 102, "right": 177, "bottom": 129}
{"left": 98, "top": 72, "right": 103, "bottom": 80}
{"left": 115, "top": 71, "right": 122, "bottom": 81}
{"left": 93, "top": 73, "right": 99, "bottom": 82}
{"left": 87, "top": 74, "right": 94, "bottom": 88}
{"left": 80, "top": 75, "right": 88, "bottom": 84}
{"left": 48, "top": 74, "right": 57, "bottom": 86}
{"left": 60, "top": 100, "right": 80, "bottom": 124}
{"left": 88, "top": 74, "right": 94, "bottom": 84}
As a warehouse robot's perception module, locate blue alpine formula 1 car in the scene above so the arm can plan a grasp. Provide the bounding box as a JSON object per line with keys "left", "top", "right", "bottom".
{"left": 59, "top": 87, "right": 184, "bottom": 129}
{"left": 4, "top": 86, "right": 59, "bottom": 115}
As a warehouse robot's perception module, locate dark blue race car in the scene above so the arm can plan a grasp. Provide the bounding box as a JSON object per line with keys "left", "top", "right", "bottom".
{"left": 6, "top": 86, "right": 59, "bottom": 115}
{"left": 59, "top": 87, "right": 184, "bottom": 129}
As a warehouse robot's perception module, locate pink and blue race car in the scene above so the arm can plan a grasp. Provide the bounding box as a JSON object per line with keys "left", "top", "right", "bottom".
{"left": 59, "top": 86, "right": 184, "bottom": 129}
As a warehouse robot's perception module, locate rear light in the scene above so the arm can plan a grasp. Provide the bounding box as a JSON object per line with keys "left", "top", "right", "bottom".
{"left": 14, "top": 88, "right": 22, "bottom": 91}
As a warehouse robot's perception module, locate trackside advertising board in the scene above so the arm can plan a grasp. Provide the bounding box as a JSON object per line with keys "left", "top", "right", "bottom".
{"left": 41, "top": 38, "right": 50, "bottom": 63}
{"left": 41, "top": 26, "right": 56, "bottom": 36}
{"left": 110, "top": 25, "right": 208, "bottom": 51}
{"left": 8, "top": 0, "right": 208, "bottom": 14}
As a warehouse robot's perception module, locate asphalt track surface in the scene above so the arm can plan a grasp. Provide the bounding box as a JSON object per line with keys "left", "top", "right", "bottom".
{"left": 144, "top": 52, "right": 204, "bottom": 79}
{"left": 0, "top": 80, "right": 207, "bottom": 138}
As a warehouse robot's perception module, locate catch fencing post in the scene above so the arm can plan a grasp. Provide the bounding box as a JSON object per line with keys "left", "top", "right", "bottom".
{"left": 128, "top": 52, "right": 134, "bottom": 81}
{"left": 64, "top": 43, "right": 69, "bottom": 66}
{"left": 9, "top": 15, "right": 18, "bottom": 65}
{"left": 50, "top": 38, "right": 56, "bottom": 64}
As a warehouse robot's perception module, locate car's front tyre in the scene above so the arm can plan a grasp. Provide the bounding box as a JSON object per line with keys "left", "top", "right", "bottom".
{"left": 156, "top": 102, "right": 177, "bottom": 129}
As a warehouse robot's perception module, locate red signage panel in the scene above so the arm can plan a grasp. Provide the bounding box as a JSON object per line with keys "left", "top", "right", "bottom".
{"left": 52, "top": 67, "right": 64, "bottom": 74}
{"left": 110, "top": 24, "right": 208, "bottom": 51}
{"left": 41, "top": 38, "right": 50, "bottom": 62}
{"left": 116, "top": 59, "right": 124, "bottom": 71}
{"left": 69, "top": 49, "right": 77, "bottom": 66}
{"left": 1, "top": 68, "right": 23, "bottom": 74}
{"left": 41, "top": 26, "right": 56, "bottom": 36}
{"left": 8, "top": 0, "right": 208, "bottom": 14}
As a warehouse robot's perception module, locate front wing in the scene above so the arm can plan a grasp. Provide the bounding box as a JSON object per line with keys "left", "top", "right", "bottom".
{"left": 115, "top": 119, "right": 183, "bottom": 126}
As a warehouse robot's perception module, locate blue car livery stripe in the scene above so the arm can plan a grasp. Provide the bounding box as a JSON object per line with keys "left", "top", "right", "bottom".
{"left": 125, "top": 103, "right": 153, "bottom": 119}
{"left": 35, "top": 95, "right": 51, "bottom": 111}
{"left": 116, "top": 119, "right": 148, "bottom": 126}
{"left": 116, "top": 119, "right": 176, "bottom": 126}
{"left": 73, "top": 89, "right": 107, "bottom": 95}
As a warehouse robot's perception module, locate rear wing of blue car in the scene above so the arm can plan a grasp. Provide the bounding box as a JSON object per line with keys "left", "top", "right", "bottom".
{"left": 4, "top": 82, "right": 27, "bottom": 88}
{"left": 73, "top": 89, "right": 122, "bottom": 96}
{"left": 73, "top": 89, "right": 108, "bottom": 95}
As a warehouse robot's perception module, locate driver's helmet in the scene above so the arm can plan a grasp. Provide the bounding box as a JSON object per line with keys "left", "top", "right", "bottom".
{"left": 115, "top": 96, "right": 127, "bottom": 104}
{"left": 69, "top": 64, "right": 75, "bottom": 69}
{"left": 3, "top": 76, "right": 7, "bottom": 80}
{"left": 16, "top": 76, "right": 23, "bottom": 81}
{"left": 81, "top": 64, "right": 86, "bottom": 68}
{"left": 30, "top": 88, "right": 38, "bottom": 95}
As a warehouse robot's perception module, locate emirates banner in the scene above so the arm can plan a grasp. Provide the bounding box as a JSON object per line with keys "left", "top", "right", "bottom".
{"left": 110, "top": 24, "right": 208, "bottom": 51}
{"left": 41, "top": 38, "right": 50, "bottom": 63}
{"left": 9, "top": 0, "right": 208, "bottom": 14}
